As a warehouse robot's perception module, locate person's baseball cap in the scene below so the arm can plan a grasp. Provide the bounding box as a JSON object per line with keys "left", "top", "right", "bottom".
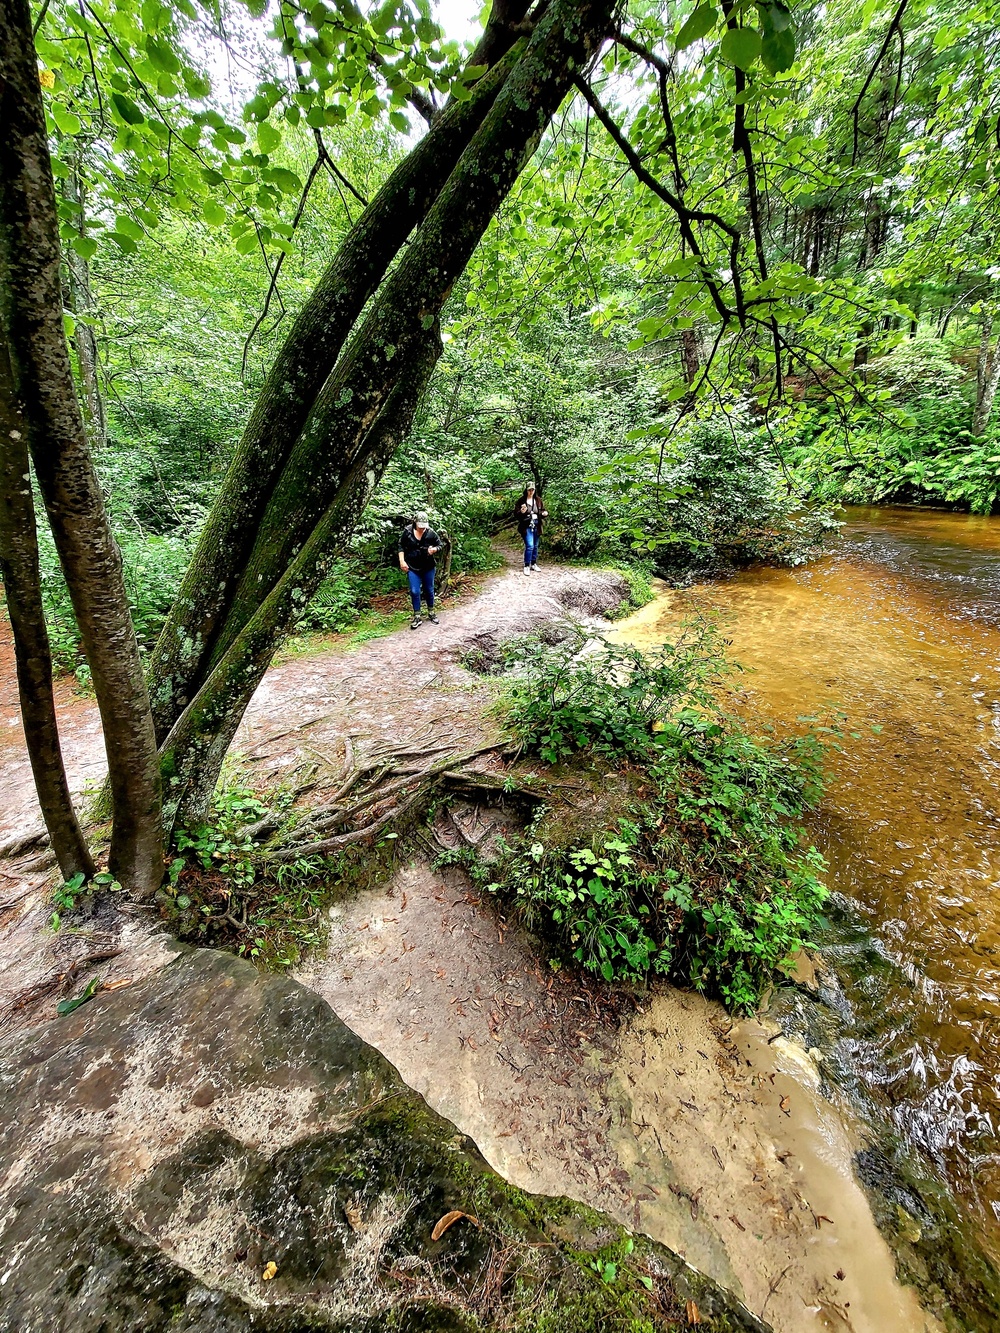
{"left": 415, "top": 510, "right": 430, "bottom": 526}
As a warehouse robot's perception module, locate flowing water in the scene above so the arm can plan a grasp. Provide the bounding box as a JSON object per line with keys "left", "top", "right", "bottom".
{"left": 615, "top": 505, "right": 1000, "bottom": 1261}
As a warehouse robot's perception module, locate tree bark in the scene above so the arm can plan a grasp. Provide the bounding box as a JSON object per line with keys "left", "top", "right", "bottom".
{"left": 680, "top": 327, "right": 700, "bottom": 384}
{"left": 160, "top": 325, "right": 445, "bottom": 826}
{"left": 974, "top": 316, "right": 1000, "bottom": 436}
{"left": 149, "top": 34, "right": 528, "bottom": 744}
{"left": 0, "top": 0, "right": 162, "bottom": 897}
{"left": 0, "top": 331, "right": 94, "bottom": 882}
{"left": 63, "top": 156, "right": 106, "bottom": 452}
{"left": 201, "top": 0, "right": 613, "bottom": 677}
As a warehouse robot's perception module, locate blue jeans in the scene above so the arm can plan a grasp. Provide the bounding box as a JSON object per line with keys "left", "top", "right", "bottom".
{"left": 407, "top": 566, "right": 435, "bottom": 614}
{"left": 523, "top": 527, "right": 539, "bottom": 567}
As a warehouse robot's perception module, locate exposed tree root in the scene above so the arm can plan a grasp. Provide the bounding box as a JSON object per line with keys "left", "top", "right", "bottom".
{"left": 261, "top": 741, "right": 585, "bottom": 863}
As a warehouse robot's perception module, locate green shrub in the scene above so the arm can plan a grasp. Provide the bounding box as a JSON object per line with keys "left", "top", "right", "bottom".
{"left": 605, "top": 414, "right": 837, "bottom": 575}
{"left": 163, "top": 776, "right": 342, "bottom": 969}
{"left": 786, "top": 337, "right": 1000, "bottom": 513}
{"left": 297, "top": 559, "right": 367, "bottom": 633}
{"left": 489, "top": 630, "right": 828, "bottom": 1011}
{"left": 500, "top": 625, "right": 727, "bottom": 763}
{"left": 34, "top": 523, "right": 193, "bottom": 671}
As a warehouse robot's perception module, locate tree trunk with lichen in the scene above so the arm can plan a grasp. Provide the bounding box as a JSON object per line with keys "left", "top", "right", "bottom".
{"left": 148, "top": 22, "right": 531, "bottom": 747}
{"left": 159, "top": 325, "right": 444, "bottom": 827}
{"left": 153, "top": 0, "right": 614, "bottom": 824}
{"left": 63, "top": 157, "right": 107, "bottom": 453}
{"left": 0, "top": 0, "right": 163, "bottom": 898}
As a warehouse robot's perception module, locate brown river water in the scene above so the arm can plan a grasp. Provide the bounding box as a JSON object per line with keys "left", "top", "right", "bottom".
{"left": 615, "top": 505, "right": 1000, "bottom": 1260}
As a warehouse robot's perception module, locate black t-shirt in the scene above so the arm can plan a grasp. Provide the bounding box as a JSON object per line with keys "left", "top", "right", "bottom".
{"left": 398, "top": 524, "right": 441, "bottom": 573}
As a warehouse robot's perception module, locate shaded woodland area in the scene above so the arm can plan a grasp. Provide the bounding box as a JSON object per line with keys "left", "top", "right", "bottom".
{"left": 2, "top": 0, "right": 998, "bottom": 910}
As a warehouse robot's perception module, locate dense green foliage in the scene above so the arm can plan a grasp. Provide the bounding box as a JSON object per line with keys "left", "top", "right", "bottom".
{"left": 485, "top": 630, "right": 828, "bottom": 1011}
{"left": 786, "top": 338, "right": 1000, "bottom": 512}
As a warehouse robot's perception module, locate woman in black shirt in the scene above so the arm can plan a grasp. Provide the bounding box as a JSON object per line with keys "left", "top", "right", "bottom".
{"left": 398, "top": 511, "right": 442, "bottom": 628}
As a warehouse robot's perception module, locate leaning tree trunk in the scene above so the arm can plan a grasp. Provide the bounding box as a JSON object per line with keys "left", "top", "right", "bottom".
{"left": 0, "top": 0, "right": 163, "bottom": 897}
{"left": 161, "top": 0, "right": 615, "bottom": 819}
{"left": 974, "top": 316, "right": 1000, "bottom": 437}
{"left": 160, "top": 325, "right": 444, "bottom": 826}
{"left": 0, "top": 331, "right": 94, "bottom": 881}
{"left": 204, "top": 0, "right": 614, "bottom": 674}
{"left": 149, "top": 18, "right": 532, "bottom": 745}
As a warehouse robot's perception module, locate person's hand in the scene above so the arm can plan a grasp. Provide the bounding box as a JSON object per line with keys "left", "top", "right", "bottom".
{"left": 519, "top": 504, "right": 527, "bottom": 512}
{"left": 400, "top": 559, "right": 409, "bottom": 572}
{"left": 542, "top": 510, "right": 548, "bottom": 517}
{"left": 427, "top": 546, "right": 439, "bottom": 555}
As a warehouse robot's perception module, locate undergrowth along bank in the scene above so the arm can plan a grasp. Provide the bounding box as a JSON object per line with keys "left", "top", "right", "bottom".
{"left": 480, "top": 625, "right": 830, "bottom": 1012}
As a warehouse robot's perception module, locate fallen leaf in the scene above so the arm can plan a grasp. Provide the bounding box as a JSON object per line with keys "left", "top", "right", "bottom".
{"left": 261, "top": 1261, "right": 277, "bottom": 1281}
{"left": 344, "top": 1200, "right": 363, "bottom": 1232}
{"left": 102, "top": 977, "right": 134, "bottom": 992}
{"left": 431, "top": 1209, "right": 480, "bottom": 1241}
{"left": 685, "top": 1297, "right": 701, "bottom": 1325}
{"left": 57, "top": 976, "right": 102, "bottom": 1016}
{"left": 779, "top": 1095, "right": 791, "bottom": 1115}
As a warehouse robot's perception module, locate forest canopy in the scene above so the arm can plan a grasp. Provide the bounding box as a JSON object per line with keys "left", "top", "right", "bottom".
{"left": 2, "top": 0, "right": 998, "bottom": 897}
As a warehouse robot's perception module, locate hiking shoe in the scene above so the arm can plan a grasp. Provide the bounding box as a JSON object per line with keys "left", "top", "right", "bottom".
{"left": 410, "top": 616, "right": 423, "bottom": 630}
{"left": 523, "top": 566, "right": 531, "bottom": 576}
{"left": 427, "top": 613, "right": 439, "bottom": 624}
{"left": 531, "top": 563, "right": 540, "bottom": 572}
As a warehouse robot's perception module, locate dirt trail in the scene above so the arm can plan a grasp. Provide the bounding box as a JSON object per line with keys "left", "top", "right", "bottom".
{"left": 0, "top": 560, "right": 619, "bottom": 849}
{"left": 0, "top": 560, "right": 941, "bottom": 1332}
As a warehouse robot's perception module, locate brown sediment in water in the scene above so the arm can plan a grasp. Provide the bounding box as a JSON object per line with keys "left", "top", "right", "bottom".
{"left": 611, "top": 505, "right": 1000, "bottom": 1262}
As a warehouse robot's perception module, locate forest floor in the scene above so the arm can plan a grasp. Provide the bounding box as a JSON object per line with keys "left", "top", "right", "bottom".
{"left": 0, "top": 555, "right": 946, "bottom": 1333}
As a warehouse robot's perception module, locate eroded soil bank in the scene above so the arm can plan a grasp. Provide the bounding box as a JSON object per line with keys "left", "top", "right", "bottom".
{"left": 0, "top": 554, "right": 977, "bottom": 1331}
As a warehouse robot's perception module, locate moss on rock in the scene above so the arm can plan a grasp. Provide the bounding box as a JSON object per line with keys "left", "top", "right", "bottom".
{"left": 0, "top": 947, "right": 765, "bottom": 1332}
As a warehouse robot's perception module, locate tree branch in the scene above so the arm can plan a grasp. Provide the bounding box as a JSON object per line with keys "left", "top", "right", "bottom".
{"left": 572, "top": 75, "right": 742, "bottom": 325}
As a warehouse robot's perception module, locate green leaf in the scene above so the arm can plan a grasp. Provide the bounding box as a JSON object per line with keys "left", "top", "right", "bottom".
{"left": 257, "top": 121, "right": 281, "bottom": 153}
{"left": 389, "top": 110, "right": 409, "bottom": 133}
{"left": 244, "top": 0, "right": 268, "bottom": 16}
{"left": 52, "top": 104, "right": 82, "bottom": 135}
{"left": 202, "top": 200, "right": 226, "bottom": 226}
{"left": 720, "top": 26, "right": 761, "bottom": 68}
{"left": 184, "top": 70, "right": 211, "bottom": 99}
{"left": 760, "top": 22, "right": 795, "bottom": 73}
{"left": 145, "top": 36, "right": 181, "bottom": 75}
{"left": 676, "top": 5, "right": 717, "bottom": 49}
{"left": 265, "top": 166, "right": 302, "bottom": 194}
{"left": 71, "top": 233, "right": 98, "bottom": 261}
{"left": 110, "top": 92, "right": 145, "bottom": 125}
{"left": 766, "top": 1, "right": 793, "bottom": 32}
{"left": 57, "top": 975, "right": 102, "bottom": 1016}
{"left": 108, "top": 230, "right": 138, "bottom": 254}
{"left": 115, "top": 215, "right": 144, "bottom": 241}
{"left": 235, "top": 232, "right": 259, "bottom": 254}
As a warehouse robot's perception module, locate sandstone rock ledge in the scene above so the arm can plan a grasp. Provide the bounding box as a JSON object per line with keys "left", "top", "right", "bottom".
{"left": 0, "top": 946, "right": 765, "bottom": 1333}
